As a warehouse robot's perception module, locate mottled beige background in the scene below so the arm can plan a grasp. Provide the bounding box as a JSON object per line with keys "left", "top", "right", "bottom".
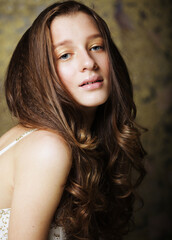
{"left": 0, "top": 0, "right": 171, "bottom": 239}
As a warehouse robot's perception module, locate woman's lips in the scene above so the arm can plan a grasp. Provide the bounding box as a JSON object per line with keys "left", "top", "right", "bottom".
{"left": 79, "top": 76, "right": 103, "bottom": 89}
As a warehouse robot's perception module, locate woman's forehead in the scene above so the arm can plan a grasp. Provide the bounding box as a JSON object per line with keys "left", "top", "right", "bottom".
{"left": 51, "top": 11, "right": 99, "bottom": 33}
{"left": 50, "top": 12, "right": 102, "bottom": 47}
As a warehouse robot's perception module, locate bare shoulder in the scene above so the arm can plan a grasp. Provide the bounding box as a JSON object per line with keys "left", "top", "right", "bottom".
{"left": 18, "top": 129, "right": 71, "bottom": 159}
{"left": 15, "top": 129, "right": 72, "bottom": 183}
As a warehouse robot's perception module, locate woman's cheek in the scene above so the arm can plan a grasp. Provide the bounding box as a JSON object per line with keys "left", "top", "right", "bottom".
{"left": 57, "top": 63, "right": 72, "bottom": 86}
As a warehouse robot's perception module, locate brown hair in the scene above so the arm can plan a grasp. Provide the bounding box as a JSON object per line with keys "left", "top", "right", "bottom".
{"left": 5, "top": 1, "right": 146, "bottom": 239}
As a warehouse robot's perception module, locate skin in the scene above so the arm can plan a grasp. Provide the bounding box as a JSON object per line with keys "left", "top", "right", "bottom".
{"left": 0, "top": 12, "right": 110, "bottom": 240}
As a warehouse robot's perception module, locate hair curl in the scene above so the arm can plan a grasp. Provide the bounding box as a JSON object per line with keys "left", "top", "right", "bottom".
{"left": 5, "top": 1, "right": 146, "bottom": 239}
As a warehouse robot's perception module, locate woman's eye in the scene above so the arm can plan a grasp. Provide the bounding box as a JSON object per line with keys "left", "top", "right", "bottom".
{"left": 59, "top": 53, "right": 71, "bottom": 60}
{"left": 91, "top": 45, "right": 103, "bottom": 51}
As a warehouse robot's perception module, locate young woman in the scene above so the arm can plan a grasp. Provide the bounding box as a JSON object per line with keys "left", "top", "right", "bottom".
{"left": 0, "top": 1, "right": 146, "bottom": 239}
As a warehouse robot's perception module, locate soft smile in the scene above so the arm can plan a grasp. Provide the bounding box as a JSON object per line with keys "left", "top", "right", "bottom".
{"left": 79, "top": 76, "right": 103, "bottom": 88}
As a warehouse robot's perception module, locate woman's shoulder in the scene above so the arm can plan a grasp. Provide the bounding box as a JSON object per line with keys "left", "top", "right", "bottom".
{"left": 12, "top": 126, "right": 72, "bottom": 193}
{"left": 0, "top": 124, "right": 72, "bottom": 177}
{"left": 0, "top": 124, "right": 71, "bottom": 159}
{"left": 15, "top": 126, "right": 72, "bottom": 169}
{"left": 22, "top": 127, "right": 70, "bottom": 152}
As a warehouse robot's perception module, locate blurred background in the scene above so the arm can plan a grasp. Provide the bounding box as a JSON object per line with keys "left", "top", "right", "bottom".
{"left": 0, "top": 0, "right": 171, "bottom": 239}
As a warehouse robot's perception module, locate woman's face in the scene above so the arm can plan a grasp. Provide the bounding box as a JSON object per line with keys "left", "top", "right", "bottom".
{"left": 51, "top": 12, "right": 110, "bottom": 110}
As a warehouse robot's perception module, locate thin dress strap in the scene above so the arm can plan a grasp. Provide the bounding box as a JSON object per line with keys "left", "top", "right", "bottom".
{"left": 0, "top": 129, "right": 36, "bottom": 156}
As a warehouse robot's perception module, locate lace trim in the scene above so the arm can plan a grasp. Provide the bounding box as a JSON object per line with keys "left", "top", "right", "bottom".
{"left": 0, "top": 208, "right": 66, "bottom": 240}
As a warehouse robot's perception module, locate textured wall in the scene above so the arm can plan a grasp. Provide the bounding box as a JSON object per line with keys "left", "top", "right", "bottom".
{"left": 0, "top": 0, "right": 171, "bottom": 239}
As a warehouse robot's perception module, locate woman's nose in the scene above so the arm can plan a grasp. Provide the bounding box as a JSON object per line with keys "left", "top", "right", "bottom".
{"left": 79, "top": 50, "right": 98, "bottom": 72}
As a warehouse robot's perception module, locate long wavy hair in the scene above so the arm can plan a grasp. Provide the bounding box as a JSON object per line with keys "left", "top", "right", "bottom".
{"left": 5, "top": 1, "right": 146, "bottom": 239}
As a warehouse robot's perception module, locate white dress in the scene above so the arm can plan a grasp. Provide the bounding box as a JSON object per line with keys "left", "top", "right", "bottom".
{"left": 0, "top": 130, "right": 66, "bottom": 240}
